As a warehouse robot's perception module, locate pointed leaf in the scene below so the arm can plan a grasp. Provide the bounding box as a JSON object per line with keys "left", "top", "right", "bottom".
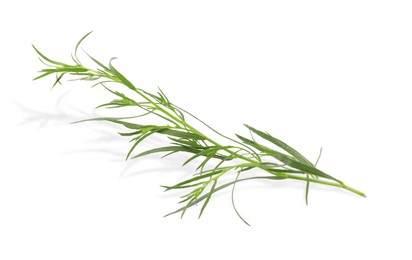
{"left": 32, "top": 44, "right": 68, "bottom": 67}
{"left": 73, "top": 117, "right": 146, "bottom": 129}
{"left": 33, "top": 71, "right": 54, "bottom": 81}
{"left": 84, "top": 50, "right": 111, "bottom": 71}
{"left": 305, "top": 174, "right": 310, "bottom": 205}
{"left": 126, "top": 131, "right": 156, "bottom": 160}
{"left": 118, "top": 131, "right": 142, "bottom": 137}
{"left": 237, "top": 134, "right": 341, "bottom": 183}
{"left": 245, "top": 124, "right": 313, "bottom": 165}
{"left": 158, "top": 129, "right": 206, "bottom": 140}
{"left": 166, "top": 170, "right": 222, "bottom": 190}
{"left": 74, "top": 31, "right": 93, "bottom": 63}
{"left": 199, "top": 179, "right": 217, "bottom": 218}
{"left": 168, "top": 137, "right": 204, "bottom": 149}
{"left": 109, "top": 59, "right": 137, "bottom": 91}
{"left": 132, "top": 146, "right": 199, "bottom": 159}
{"left": 164, "top": 176, "right": 285, "bottom": 217}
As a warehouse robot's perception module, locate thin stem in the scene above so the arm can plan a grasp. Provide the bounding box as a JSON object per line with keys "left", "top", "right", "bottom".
{"left": 232, "top": 171, "right": 250, "bottom": 226}
{"left": 173, "top": 104, "right": 262, "bottom": 162}
{"left": 33, "top": 34, "right": 365, "bottom": 225}
{"left": 285, "top": 175, "right": 366, "bottom": 197}
{"left": 64, "top": 64, "right": 367, "bottom": 199}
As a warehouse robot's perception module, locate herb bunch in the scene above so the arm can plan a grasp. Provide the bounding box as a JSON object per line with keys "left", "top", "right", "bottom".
{"left": 33, "top": 32, "right": 365, "bottom": 225}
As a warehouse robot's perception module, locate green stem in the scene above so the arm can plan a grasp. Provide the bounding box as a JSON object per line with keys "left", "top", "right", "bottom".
{"left": 108, "top": 69, "right": 258, "bottom": 165}
{"left": 285, "top": 174, "right": 366, "bottom": 197}
{"left": 87, "top": 66, "right": 365, "bottom": 198}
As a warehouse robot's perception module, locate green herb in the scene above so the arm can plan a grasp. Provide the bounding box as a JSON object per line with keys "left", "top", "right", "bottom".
{"left": 32, "top": 32, "right": 366, "bottom": 225}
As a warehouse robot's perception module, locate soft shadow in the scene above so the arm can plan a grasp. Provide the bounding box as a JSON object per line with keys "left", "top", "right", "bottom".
{"left": 17, "top": 93, "right": 360, "bottom": 209}
{"left": 15, "top": 91, "right": 98, "bottom": 130}
{"left": 16, "top": 92, "right": 197, "bottom": 181}
{"left": 118, "top": 148, "right": 198, "bottom": 179}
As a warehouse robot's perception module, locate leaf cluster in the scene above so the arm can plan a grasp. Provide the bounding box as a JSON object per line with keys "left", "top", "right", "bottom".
{"left": 33, "top": 32, "right": 366, "bottom": 225}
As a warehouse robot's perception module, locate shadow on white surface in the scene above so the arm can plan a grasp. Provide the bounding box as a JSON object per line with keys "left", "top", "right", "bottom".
{"left": 15, "top": 91, "right": 197, "bottom": 177}
{"left": 15, "top": 92, "right": 99, "bottom": 129}
{"left": 15, "top": 90, "right": 366, "bottom": 212}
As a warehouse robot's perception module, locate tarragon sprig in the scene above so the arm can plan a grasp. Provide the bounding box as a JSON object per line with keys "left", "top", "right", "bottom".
{"left": 32, "top": 32, "right": 365, "bottom": 225}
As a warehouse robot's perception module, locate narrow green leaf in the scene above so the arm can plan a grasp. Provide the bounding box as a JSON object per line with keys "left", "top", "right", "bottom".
{"left": 237, "top": 134, "right": 342, "bottom": 183}
{"left": 90, "top": 80, "right": 115, "bottom": 88}
{"left": 73, "top": 117, "right": 146, "bottom": 130}
{"left": 158, "top": 129, "right": 206, "bottom": 140}
{"left": 109, "top": 58, "right": 137, "bottom": 91}
{"left": 126, "top": 131, "right": 156, "bottom": 160}
{"left": 305, "top": 174, "right": 310, "bottom": 206}
{"left": 175, "top": 108, "right": 185, "bottom": 120}
{"left": 118, "top": 131, "right": 142, "bottom": 137}
{"left": 315, "top": 147, "right": 323, "bottom": 167}
{"left": 132, "top": 146, "right": 199, "bottom": 159}
{"left": 182, "top": 151, "right": 207, "bottom": 167}
{"left": 199, "top": 179, "right": 217, "bottom": 218}
{"left": 178, "top": 195, "right": 196, "bottom": 204}
{"left": 161, "top": 150, "right": 180, "bottom": 158}
{"left": 103, "top": 87, "right": 138, "bottom": 106}
{"left": 33, "top": 71, "right": 54, "bottom": 81}
{"left": 74, "top": 31, "right": 93, "bottom": 64}
{"left": 180, "top": 197, "right": 196, "bottom": 219}
{"left": 166, "top": 170, "right": 222, "bottom": 190}
{"left": 41, "top": 67, "right": 88, "bottom": 73}
{"left": 196, "top": 151, "right": 218, "bottom": 171}
{"left": 52, "top": 73, "right": 65, "bottom": 88}
{"left": 32, "top": 44, "right": 68, "bottom": 67}
{"left": 164, "top": 176, "right": 285, "bottom": 217}
{"left": 168, "top": 137, "right": 204, "bottom": 149}
{"left": 157, "top": 87, "right": 171, "bottom": 107}
{"left": 96, "top": 100, "right": 128, "bottom": 109}
{"left": 38, "top": 57, "right": 53, "bottom": 67}
{"left": 238, "top": 166, "right": 255, "bottom": 173}
{"left": 84, "top": 50, "right": 111, "bottom": 72}
{"left": 162, "top": 182, "right": 202, "bottom": 190}
{"left": 245, "top": 124, "right": 313, "bottom": 165}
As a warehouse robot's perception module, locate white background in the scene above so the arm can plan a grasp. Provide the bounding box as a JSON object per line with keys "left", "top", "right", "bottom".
{"left": 1, "top": 0, "right": 411, "bottom": 259}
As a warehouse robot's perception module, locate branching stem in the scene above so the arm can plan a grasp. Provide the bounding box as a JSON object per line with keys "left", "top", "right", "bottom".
{"left": 32, "top": 32, "right": 366, "bottom": 225}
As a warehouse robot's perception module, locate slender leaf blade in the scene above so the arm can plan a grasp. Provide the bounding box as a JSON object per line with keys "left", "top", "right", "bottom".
{"left": 32, "top": 44, "right": 68, "bottom": 67}
{"left": 33, "top": 71, "right": 54, "bottom": 81}
{"left": 199, "top": 179, "right": 217, "bottom": 218}
{"left": 237, "top": 134, "right": 342, "bottom": 183}
{"left": 245, "top": 124, "right": 313, "bottom": 165}
{"left": 132, "top": 146, "right": 199, "bottom": 159}
{"left": 74, "top": 31, "right": 93, "bottom": 63}
{"left": 166, "top": 170, "right": 222, "bottom": 190}
{"left": 84, "top": 50, "right": 111, "bottom": 72}
{"left": 158, "top": 129, "right": 206, "bottom": 140}
{"left": 109, "top": 59, "right": 137, "bottom": 91}
{"left": 164, "top": 176, "right": 285, "bottom": 217}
